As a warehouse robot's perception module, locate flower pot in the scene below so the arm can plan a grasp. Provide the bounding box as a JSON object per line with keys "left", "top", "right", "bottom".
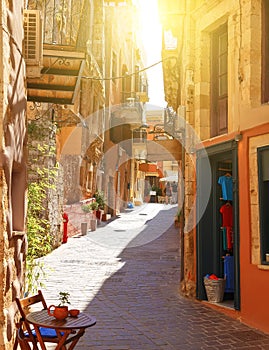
{"left": 95, "top": 209, "right": 104, "bottom": 221}
{"left": 48, "top": 305, "right": 69, "bottom": 320}
{"left": 81, "top": 222, "right": 88, "bottom": 236}
{"left": 90, "top": 219, "right": 97, "bottom": 231}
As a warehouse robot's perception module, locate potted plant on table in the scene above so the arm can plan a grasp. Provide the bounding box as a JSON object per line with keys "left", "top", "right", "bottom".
{"left": 48, "top": 292, "right": 70, "bottom": 320}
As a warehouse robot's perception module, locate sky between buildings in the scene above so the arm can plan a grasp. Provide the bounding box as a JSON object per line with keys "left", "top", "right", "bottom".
{"left": 136, "top": 0, "right": 166, "bottom": 110}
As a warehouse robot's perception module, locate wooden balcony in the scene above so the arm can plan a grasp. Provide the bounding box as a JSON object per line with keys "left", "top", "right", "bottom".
{"left": 27, "top": 46, "right": 85, "bottom": 105}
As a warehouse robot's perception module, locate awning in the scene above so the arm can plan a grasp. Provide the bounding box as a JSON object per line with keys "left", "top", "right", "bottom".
{"left": 159, "top": 174, "right": 178, "bottom": 182}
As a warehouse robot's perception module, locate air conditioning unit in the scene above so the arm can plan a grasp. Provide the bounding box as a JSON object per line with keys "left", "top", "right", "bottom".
{"left": 23, "top": 10, "right": 43, "bottom": 78}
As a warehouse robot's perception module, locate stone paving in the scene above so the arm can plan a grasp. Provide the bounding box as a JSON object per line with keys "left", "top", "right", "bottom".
{"left": 37, "top": 203, "right": 269, "bottom": 349}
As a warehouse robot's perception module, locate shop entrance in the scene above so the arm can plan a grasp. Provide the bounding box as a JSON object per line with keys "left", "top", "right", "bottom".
{"left": 196, "top": 141, "right": 240, "bottom": 310}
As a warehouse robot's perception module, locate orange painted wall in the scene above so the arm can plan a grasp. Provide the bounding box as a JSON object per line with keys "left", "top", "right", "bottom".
{"left": 199, "top": 125, "right": 269, "bottom": 334}
{"left": 238, "top": 122, "right": 269, "bottom": 334}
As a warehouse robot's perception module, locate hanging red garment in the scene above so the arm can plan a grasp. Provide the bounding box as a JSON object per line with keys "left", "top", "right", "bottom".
{"left": 220, "top": 203, "right": 233, "bottom": 227}
{"left": 226, "top": 226, "right": 233, "bottom": 250}
{"left": 220, "top": 203, "right": 233, "bottom": 250}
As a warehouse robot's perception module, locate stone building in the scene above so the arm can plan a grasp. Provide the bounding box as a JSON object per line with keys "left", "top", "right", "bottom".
{"left": 159, "top": 0, "right": 269, "bottom": 335}
{"left": 0, "top": 1, "right": 28, "bottom": 349}
{"left": 0, "top": 0, "right": 147, "bottom": 348}
{"left": 103, "top": 2, "right": 148, "bottom": 215}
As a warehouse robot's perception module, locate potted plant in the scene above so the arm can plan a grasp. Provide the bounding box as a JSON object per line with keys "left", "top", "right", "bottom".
{"left": 89, "top": 201, "right": 98, "bottom": 231}
{"left": 89, "top": 201, "right": 99, "bottom": 212}
{"left": 58, "top": 292, "right": 71, "bottom": 307}
{"left": 94, "top": 190, "right": 105, "bottom": 209}
{"left": 94, "top": 190, "right": 108, "bottom": 221}
{"left": 93, "top": 191, "right": 104, "bottom": 219}
{"left": 81, "top": 204, "right": 92, "bottom": 235}
{"left": 48, "top": 292, "right": 70, "bottom": 320}
{"left": 81, "top": 204, "right": 92, "bottom": 216}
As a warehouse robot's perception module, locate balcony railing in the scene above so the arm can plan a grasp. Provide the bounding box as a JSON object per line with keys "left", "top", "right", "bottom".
{"left": 29, "top": 0, "right": 84, "bottom": 46}
{"left": 111, "top": 100, "right": 143, "bottom": 129}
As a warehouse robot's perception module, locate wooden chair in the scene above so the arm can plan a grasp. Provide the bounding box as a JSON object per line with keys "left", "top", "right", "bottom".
{"left": 15, "top": 290, "right": 73, "bottom": 350}
{"left": 15, "top": 290, "right": 59, "bottom": 350}
{"left": 16, "top": 327, "right": 31, "bottom": 350}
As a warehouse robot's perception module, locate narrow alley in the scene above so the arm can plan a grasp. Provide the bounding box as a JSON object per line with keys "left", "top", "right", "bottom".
{"left": 38, "top": 203, "right": 269, "bottom": 350}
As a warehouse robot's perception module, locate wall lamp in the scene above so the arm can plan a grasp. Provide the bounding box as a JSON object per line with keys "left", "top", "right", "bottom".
{"left": 234, "top": 133, "right": 242, "bottom": 142}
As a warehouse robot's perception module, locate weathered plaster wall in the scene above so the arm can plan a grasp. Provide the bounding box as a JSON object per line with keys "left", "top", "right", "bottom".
{"left": 0, "top": 1, "right": 28, "bottom": 349}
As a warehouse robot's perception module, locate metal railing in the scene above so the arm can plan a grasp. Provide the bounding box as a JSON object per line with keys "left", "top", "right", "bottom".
{"left": 30, "top": 0, "right": 84, "bottom": 46}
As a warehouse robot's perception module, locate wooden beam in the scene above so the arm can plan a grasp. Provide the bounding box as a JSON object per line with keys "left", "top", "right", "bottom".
{"left": 27, "top": 96, "right": 73, "bottom": 104}
{"left": 40, "top": 68, "right": 79, "bottom": 76}
{"left": 72, "top": 60, "right": 85, "bottom": 104}
{"left": 27, "top": 83, "right": 75, "bottom": 91}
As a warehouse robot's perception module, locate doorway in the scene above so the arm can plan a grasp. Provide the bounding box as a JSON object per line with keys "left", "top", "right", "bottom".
{"left": 196, "top": 140, "right": 240, "bottom": 310}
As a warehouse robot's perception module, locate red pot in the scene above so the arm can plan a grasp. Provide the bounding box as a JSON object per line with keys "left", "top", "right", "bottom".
{"left": 48, "top": 305, "right": 68, "bottom": 320}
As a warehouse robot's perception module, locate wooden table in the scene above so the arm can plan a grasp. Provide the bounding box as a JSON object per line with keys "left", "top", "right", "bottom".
{"left": 26, "top": 309, "right": 96, "bottom": 350}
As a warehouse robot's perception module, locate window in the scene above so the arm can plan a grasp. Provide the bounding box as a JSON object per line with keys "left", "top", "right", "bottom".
{"left": 133, "top": 129, "right": 147, "bottom": 143}
{"left": 121, "top": 64, "right": 131, "bottom": 102}
{"left": 211, "top": 24, "right": 228, "bottom": 137}
{"left": 258, "top": 146, "right": 269, "bottom": 264}
{"left": 262, "top": 0, "right": 269, "bottom": 103}
{"left": 112, "top": 51, "right": 117, "bottom": 83}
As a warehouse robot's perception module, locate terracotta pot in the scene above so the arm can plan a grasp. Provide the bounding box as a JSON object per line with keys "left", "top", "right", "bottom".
{"left": 95, "top": 209, "right": 104, "bottom": 220}
{"left": 90, "top": 219, "right": 97, "bottom": 231}
{"left": 48, "top": 305, "right": 68, "bottom": 320}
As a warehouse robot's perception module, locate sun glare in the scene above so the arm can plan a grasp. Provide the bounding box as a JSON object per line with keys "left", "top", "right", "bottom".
{"left": 137, "top": 0, "right": 162, "bottom": 60}
{"left": 136, "top": 0, "right": 166, "bottom": 107}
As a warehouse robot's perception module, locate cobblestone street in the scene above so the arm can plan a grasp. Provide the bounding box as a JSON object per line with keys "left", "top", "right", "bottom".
{"left": 38, "top": 203, "right": 269, "bottom": 349}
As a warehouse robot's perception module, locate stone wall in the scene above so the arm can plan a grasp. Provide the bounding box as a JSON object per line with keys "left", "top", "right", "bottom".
{"left": 0, "top": 1, "right": 28, "bottom": 349}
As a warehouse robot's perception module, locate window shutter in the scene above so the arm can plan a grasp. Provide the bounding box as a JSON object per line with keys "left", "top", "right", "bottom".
{"left": 23, "top": 10, "right": 43, "bottom": 77}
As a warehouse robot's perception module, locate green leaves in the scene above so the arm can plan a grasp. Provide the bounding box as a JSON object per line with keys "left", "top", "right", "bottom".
{"left": 58, "top": 292, "right": 71, "bottom": 306}
{"left": 26, "top": 124, "right": 59, "bottom": 293}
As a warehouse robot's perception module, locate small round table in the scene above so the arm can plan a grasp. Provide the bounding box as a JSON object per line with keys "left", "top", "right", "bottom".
{"left": 26, "top": 309, "right": 96, "bottom": 350}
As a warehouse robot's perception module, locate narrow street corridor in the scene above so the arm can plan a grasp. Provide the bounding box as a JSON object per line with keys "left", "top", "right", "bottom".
{"left": 39, "top": 204, "right": 269, "bottom": 350}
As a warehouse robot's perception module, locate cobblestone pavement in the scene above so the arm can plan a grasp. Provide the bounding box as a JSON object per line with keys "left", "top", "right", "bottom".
{"left": 38, "top": 203, "right": 269, "bottom": 349}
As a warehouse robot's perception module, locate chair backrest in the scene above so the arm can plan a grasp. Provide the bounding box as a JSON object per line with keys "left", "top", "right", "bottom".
{"left": 15, "top": 290, "right": 48, "bottom": 319}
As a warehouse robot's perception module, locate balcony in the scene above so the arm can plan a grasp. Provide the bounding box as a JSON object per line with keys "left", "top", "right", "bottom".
{"left": 111, "top": 99, "right": 143, "bottom": 129}
{"left": 24, "top": 1, "right": 89, "bottom": 106}
{"left": 110, "top": 99, "right": 144, "bottom": 152}
{"left": 27, "top": 49, "right": 86, "bottom": 105}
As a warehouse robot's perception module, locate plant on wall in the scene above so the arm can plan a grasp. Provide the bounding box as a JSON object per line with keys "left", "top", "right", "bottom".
{"left": 26, "top": 120, "right": 60, "bottom": 294}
